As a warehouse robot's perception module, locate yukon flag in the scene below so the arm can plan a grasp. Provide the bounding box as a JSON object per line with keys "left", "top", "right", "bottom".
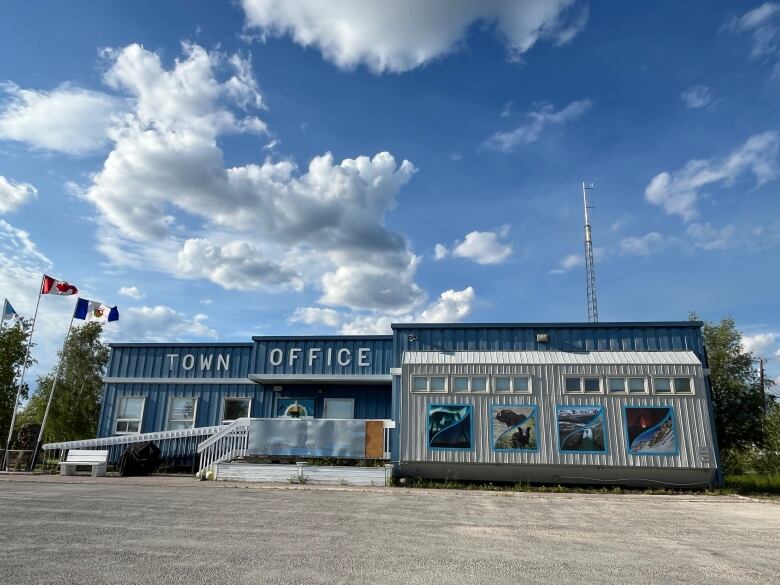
{"left": 2, "top": 299, "right": 19, "bottom": 322}
{"left": 74, "top": 298, "right": 119, "bottom": 324}
{"left": 41, "top": 274, "right": 78, "bottom": 296}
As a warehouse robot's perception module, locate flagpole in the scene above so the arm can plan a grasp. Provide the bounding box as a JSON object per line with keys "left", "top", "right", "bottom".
{"left": 29, "top": 312, "right": 76, "bottom": 471}
{"left": 2, "top": 286, "right": 43, "bottom": 471}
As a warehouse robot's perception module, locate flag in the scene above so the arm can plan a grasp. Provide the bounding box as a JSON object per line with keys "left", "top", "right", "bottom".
{"left": 41, "top": 274, "right": 78, "bottom": 296}
{"left": 73, "top": 297, "right": 119, "bottom": 323}
{"left": 2, "top": 299, "right": 19, "bottom": 321}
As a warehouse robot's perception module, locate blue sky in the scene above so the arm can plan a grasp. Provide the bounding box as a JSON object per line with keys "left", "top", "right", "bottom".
{"left": 1, "top": 1, "right": 779, "bottom": 387}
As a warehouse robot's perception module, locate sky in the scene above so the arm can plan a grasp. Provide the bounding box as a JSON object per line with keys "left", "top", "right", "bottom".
{"left": 0, "top": 1, "right": 779, "bottom": 389}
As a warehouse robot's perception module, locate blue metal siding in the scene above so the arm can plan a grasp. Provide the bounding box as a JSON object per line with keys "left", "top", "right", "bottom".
{"left": 107, "top": 344, "right": 254, "bottom": 379}
{"left": 391, "top": 323, "right": 706, "bottom": 366}
{"left": 268, "top": 384, "right": 391, "bottom": 419}
{"left": 98, "top": 382, "right": 273, "bottom": 438}
{"left": 252, "top": 336, "right": 393, "bottom": 376}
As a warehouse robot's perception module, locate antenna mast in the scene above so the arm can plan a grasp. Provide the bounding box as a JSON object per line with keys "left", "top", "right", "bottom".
{"left": 582, "top": 181, "right": 599, "bottom": 323}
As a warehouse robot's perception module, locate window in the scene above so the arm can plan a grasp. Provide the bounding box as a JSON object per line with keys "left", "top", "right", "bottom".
{"left": 167, "top": 397, "right": 197, "bottom": 430}
{"left": 608, "top": 377, "right": 626, "bottom": 393}
{"left": 452, "top": 376, "right": 489, "bottom": 393}
{"left": 494, "top": 375, "right": 531, "bottom": 393}
{"left": 564, "top": 376, "right": 582, "bottom": 393}
{"left": 323, "top": 398, "right": 355, "bottom": 419}
{"left": 653, "top": 377, "right": 672, "bottom": 394}
{"left": 673, "top": 377, "right": 693, "bottom": 394}
{"left": 115, "top": 396, "right": 144, "bottom": 435}
{"left": 628, "top": 377, "right": 646, "bottom": 393}
{"left": 564, "top": 376, "right": 603, "bottom": 394}
{"left": 222, "top": 397, "right": 251, "bottom": 424}
{"left": 412, "top": 375, "right": 447, "bottom": 393}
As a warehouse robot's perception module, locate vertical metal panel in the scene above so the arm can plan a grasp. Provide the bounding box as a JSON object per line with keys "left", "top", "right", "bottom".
{"left": 106, "top": 344, "right": 254, "bottom": 379}
{"left": 400, "top": 359, "right": 715, "bottom": 470}
{"left": 252, "top": 337, "right": 392, "bottom": 376}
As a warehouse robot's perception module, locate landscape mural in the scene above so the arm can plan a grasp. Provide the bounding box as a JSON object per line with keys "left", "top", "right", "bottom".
{"left": 557, "top": 406, "right": 607, "bottom": 453}
{"left": 428, "top": 404, "right": 472, "bottom": 450}
{"left": 492, "top": 405, "right": 538, "bottom": 451}
{"left": 625, "top": 406, "right": 678, "bottom": 455}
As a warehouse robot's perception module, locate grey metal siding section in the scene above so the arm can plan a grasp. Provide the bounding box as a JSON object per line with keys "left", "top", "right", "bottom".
{"left": 253, "top": 337, "right": 393, "bottom": 376}
{"left": 400, "top": 359, "right": 716, "bottom": 470}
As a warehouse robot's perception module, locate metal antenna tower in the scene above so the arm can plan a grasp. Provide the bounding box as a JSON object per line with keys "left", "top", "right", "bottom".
{"left": 582, "top": 182, "right": 599, "bottom": 323}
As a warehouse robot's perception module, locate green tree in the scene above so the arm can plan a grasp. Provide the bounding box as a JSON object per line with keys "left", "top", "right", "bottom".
{"left": 698, "top": 316, "right": 767, "bottom": 450}
{"left": 0, "top": 319, "right": 34, "bottom": 446}
{"left": 21, "top": 322, "right": 109, "bottom": 444}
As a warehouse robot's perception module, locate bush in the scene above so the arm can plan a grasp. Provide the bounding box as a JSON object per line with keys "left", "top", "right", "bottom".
{"left": 15, "top": 423, "right": 41, "bottom": 450}
{"left": 721, "top": 446, "right": 780, "bottom": 475}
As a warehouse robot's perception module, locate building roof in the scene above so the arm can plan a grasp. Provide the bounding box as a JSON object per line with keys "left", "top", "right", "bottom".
{"left": 392, "top": 321, "right": 703, "bottom": 330}
{"left": 402, "top": 350, "right": 702, "bottom": 366}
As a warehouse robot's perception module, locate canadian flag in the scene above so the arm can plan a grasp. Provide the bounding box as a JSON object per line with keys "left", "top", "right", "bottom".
{"left": 41, "top": 274, "right": 78, "bottom": 296}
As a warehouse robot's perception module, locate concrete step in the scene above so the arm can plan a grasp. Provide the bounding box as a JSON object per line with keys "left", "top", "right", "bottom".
{"left": 215, "top": 463, "right": 390, "bottom": 486}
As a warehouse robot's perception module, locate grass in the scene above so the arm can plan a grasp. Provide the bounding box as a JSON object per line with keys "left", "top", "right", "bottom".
{"left": 723, "top": 474, "right": 780, "bottom": 496}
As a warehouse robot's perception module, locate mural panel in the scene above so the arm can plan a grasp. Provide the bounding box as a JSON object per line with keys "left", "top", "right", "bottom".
{"left": 491, "top": 405, "right": 538, "bottom": 451}
{"left": 557, "top": 405, "right": 607, "bottom": 453}
{"left": 624, "top": 406, "right": 678, "bottom": 455}
{"left": 428, "top": 404, "right": 472, "bottom": 450}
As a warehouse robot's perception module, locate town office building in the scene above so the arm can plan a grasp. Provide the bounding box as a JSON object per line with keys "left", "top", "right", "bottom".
{"left": 57, "top": 322, "right": 720, "bottom": 487}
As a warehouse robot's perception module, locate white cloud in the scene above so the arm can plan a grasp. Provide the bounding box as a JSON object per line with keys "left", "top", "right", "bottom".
{"left": 742, "top": 332, "right": 777, "bottom": 355}
{"left": 685, "top": 222, "right": 737, "bottom": 251}
{"left": 115, "top": 305, "right": 217, "bottom": 342}
{"left": 618, "top": 232, "right": 667, "bottom": 256}
{"left": 0, "top": 82, "right": 126, "bottom": 155}
{"left": 549, "top": 253, "right": 583, "bottom": 274}
{"left": 118, "top": 286, "right": 145, "bottom": 300}
{"left": 338, "top": 286, "right": 476, "bottom": 334}
{"left": 483, "top": 99, "right": 592, "bottom": 152}
{"left": 59, "top": 42, "right": 425, "bottom": 314}
{"left": 289, "top": 306, "right": 343, "bottom": 328}
{"left": 240, "top": 0, "right": 588, "bottom": 74}
{"left": 0, "top": 175, "right": 37, "bottom": 213}
{"left": 433, "top": 243, "right": 449, "bottom": 261}
{"left": 451, "top": 226, "right": 513, "bottom": 264}
{"left": 644, "top": 131, "right": 779, "bottom": 221}
{"left": 176, "top": 238, "right": 303, "bottom": 291}
{"left": 724, "top": 3, "right": 780, "bottom": 70}
{"left": 681, "top": 85, "right": 713, "bottom": 109}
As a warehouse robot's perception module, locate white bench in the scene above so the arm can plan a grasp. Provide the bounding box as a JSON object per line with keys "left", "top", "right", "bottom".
{"left": 58, "top": 450, "right": 109, "bottom": 477}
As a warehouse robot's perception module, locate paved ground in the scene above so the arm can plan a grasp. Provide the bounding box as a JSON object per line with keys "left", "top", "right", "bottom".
{"left": 1, "top": 475, "right": 778, "bottom": 585}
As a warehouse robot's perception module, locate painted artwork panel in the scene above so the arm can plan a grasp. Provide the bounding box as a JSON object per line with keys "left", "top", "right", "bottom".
{"left": 428, "top": 404, "right": 472, "bottom": 450}
{"left": 625, "top": 406, "right": 678, "bottom": 455}
{"left": 491, "top": 405, "right": 538, "bottom": 451}
{"left": 557, "top": 406, "right": 607, "bottom": 453}
{"left": 276, "top": 398, "right": 316, "bottom": 418}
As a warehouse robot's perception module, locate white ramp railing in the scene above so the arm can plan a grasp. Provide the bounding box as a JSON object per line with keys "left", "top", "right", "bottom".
{"left": 196, "top": 418, "right": 251, "bottom": 477}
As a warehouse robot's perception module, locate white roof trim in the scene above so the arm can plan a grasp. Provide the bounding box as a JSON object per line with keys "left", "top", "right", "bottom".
{"left": 402, "top": 350, "right": 702, "bottom": 366}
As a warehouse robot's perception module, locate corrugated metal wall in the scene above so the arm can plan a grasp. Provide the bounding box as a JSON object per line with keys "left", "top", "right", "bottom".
{"left": 98, "top": 382, "right": 270, "bottom": 437}
{"left": 253, "top": 336, "right": 393, "bottom": 376}
{"left": 107, "top": 344, "right": 254, "bottom": 379}
{"left": 400, "top": 360, "right": 716, "bottom": 470}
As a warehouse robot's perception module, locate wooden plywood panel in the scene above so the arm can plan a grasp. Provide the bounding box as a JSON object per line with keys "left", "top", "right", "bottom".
{"left": 365, "top": 420, "right": 384, "bottom": 458}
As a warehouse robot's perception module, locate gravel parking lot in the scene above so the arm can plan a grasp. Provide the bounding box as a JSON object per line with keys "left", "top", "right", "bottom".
{"left": 0, "top": 475, "right": 778, "bottom": 585}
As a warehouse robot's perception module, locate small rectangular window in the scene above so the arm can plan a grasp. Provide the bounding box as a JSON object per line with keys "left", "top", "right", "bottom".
{"left": 412, "top": 376, "right": 428, "bottom": 392}
{"left": 673, "top": 377, "right": 692, "bottom": 394}
{"left": 653, "top": 377, "right": 672, "bottom": 394}
{"left": 115, "top": 396, "right": 144, "bottom": 435}
{"left": 513, "top": 376, "right": 531, "bottom": 393}
{"left": 608, "top": 377, "right": 626, "bottom": 393}
{"left": 494, "top": 376, "right": 512, "bottom": 393}
{"left": 565, "top": 377, "right": 581, "bottom": 393}
{"left": 453, "top": 377, "right": 469, "bottom": 392}
{"left": 471, "top": 376, "right": 488, "bottom": 392}
{"left": 168, "top": 397, "right": 197, "bottom": 430}
{"left": 222, "top": 397, "right": 251, "bottom": 424}
{"left": 430, "top": 376, "right": 447, "bottom": 392}
{"left": 323, "top": 398, "right": 355, "bottom": 419}
{"left": 583, "top": 377, "right": 601, "bottom": 393}
{"left": 628, "top": 377, "right": 646, "bottom": 393}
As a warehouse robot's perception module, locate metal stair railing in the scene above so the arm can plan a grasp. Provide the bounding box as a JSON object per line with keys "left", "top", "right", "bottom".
{"left": 196, "top": 417, "right": 251, "bottom": 478}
